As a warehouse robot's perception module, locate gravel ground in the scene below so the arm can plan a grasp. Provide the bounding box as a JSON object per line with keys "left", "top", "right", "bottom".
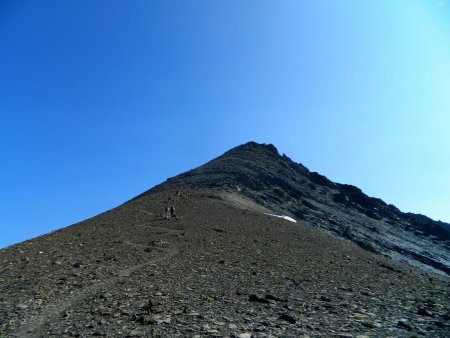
{"left": 1, "top": 190, "right": 449, "bottom": 337}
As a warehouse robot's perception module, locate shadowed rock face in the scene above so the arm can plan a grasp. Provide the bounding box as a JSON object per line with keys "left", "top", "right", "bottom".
{"left": 1, "top": 141, "right": 450, "bottom": 337}
{"left": 140, "top": 141, "right": 450, "bottom": 275}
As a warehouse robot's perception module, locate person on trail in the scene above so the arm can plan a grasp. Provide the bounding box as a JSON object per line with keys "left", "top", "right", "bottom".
{"left": 165, "top": 206, "right": 170, "bottom": 220}
{"left": 170, "top": 205, "right": 176, "bottom": 220}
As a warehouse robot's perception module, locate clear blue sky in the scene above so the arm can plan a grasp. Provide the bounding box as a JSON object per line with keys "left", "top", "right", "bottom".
{"left": 1, "top": 0, "right": 449, "bottom": 248}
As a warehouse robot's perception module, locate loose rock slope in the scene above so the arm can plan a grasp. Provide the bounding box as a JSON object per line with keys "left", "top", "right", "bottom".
{"left": 143, "top": 142, "right": 450, "bottom": 276}
{"left": 1, "top": 142, "right": 449, "bottom": 337}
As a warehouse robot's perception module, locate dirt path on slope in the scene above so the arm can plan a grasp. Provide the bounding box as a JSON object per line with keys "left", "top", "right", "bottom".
{"left": 15, "top": 213, "right": 182, "bottom": 338}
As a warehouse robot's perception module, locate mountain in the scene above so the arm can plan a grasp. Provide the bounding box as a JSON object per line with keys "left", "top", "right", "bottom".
{"left": 141, "top": 142, "right": 450, "bottom": 275}
{"left": 1, "top": 142, "right": 449, "bottom": 337}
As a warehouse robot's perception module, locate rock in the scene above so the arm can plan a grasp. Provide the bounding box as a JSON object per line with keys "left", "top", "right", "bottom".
{"left": 157, "top": 317, "right": 171, "bottom": 324}
{"left": 238, "top": 333, "right": 252, "bottom": 338}
{"left": 278, "top": 313, "right": 296, "bottom": 324}
{"left": 434, "top": 321, "right": 445, "bottom": 328}
{"left": 417, "top": 307, "right": 433, "bottom": 317}
{"left": 361, "top": 321, "right": 375, "bottom": 329}
{"left": 397, "top": 319, "right": 412, "bottom": 331}
{"left": 249, "top": 294, "right": 271, "bottom": 304}
{"left": 320, "top": 295, "right": 331, "bottom": 302}
{"left": 128, "top": 329, "right": 142, "bottom": 337}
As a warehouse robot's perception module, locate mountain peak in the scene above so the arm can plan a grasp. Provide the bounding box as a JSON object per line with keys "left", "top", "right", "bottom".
{"left": 221, "top": 141, "right": 281, "bottom": 160}
{"left": 140, "top": 141, "right": 450, "bottom": 275}
{"left": 234, "top": 141, "right": 279, "bottom": 154}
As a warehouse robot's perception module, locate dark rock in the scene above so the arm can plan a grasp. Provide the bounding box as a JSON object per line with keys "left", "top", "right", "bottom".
{"left": 248, "top": 294, "right": 271, "bottom": 304}
{"left": 434, "top": 321, "right": 446, "bottom": 328}
{"left": 397, "top": 319, "right": 413, "bottom": 331}
{"left": 320, "top": 295, "right": 331, "bottom": 302}
{"left": 417, "top": 307, "right": 434, "bottom": 317}
{"left": 278, "top": 313, "right": 296, "bottom": 324}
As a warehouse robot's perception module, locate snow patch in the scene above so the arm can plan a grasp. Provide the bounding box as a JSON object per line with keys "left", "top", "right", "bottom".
{"left": 264, "top": 213, "right": 297, "bottom": 223}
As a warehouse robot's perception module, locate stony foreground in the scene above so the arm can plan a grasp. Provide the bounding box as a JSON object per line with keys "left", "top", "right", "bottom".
{"left": 1, "top": 191, "right": 449, "bottom": 337}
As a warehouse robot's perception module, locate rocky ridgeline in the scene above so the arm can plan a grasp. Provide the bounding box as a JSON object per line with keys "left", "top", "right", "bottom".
{"left": 139, "top": 142, "right": 450, "bottom": 276}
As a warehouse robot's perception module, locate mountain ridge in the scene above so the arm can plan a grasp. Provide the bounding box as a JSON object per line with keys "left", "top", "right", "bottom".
{"left": 134, "top": 141, "right": 450, "bottom": 275}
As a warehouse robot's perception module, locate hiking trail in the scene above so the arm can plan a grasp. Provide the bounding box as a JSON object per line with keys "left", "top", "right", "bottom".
{"left": 15, "top": 211, "right": 182, "bottom": 338}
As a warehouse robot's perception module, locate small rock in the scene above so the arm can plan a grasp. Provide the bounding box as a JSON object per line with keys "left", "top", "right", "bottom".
{"left": 159, "top": 317, "right": 171, "bottom": 324}
{"left": 279, "top": 313, "right": 296, "bottom": 324}
{"left": 397, "top": 319, "right": 412, "bottom": 331}
{"left": 320, "top": 295, "right": 331, "bottom": 302}
{"left": 417, "top": 307, "right": 433, "bottom": 317}
{"left": 249, "top": 294, "right": 270, "bottom": 304}
{"left": 361, "top": 321, "right": 375, "bottom": 329}
{"left": 434, "top": 321, "right": 446, "bottom": 328}
{"left": 238, "top": 333, "right": 252, "bottom": 338}
{"left": 128, "top": 329, "right": 142, "bottom": 337}
{"left": 361, "top": 290, "right": 375, "bottom": 297}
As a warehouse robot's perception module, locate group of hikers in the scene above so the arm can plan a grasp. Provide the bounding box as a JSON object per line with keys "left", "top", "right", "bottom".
{"left": 164, "top": 205, "right": 177, "bottom": 220}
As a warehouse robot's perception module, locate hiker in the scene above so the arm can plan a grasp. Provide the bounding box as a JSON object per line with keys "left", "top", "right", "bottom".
{"left": 165, "top": 206, "right": 170, "bottom": 220}
{"left": 170, "top": 205, "right": 176, "bottom": 220}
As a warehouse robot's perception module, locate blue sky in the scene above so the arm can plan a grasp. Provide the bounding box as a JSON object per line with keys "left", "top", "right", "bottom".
{"left": 1, "top": 0, "right": 449, "bottom": 248}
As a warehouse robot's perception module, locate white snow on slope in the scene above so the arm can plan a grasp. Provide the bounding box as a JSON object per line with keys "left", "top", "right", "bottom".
{"left": 264, "top": 213, "right": 297, "bottom": 223}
